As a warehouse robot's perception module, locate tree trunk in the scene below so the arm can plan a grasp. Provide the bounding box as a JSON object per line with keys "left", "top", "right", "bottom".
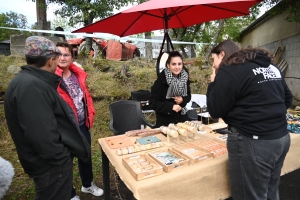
{"left": 191, "top": 44, "right": 196, "bottom": 58}
{"left": 172, "top": 25, "right": 200, "bottom": 58}
{"left": 36, "top": 0, "right": 48, "bottom": 36}
{"left": 84, "top": 15, "right": 94, "bottom": 56}
{"left": 204, "top": 19, "right": 225, "bottom": 64}
{"left": 145, "top": 32, "right": 153, "bottom": 62}
{"left": 180, "top": 46, "right": 188, "bottom": 58}
{"left": 85, "top": 38, "right": 93, "bottom": 54}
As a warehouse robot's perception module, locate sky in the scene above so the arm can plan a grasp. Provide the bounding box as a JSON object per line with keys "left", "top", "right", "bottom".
{"left": 0, "top": 0, "right": 56, "bottom": 26}
{"left": 0, "top": 0, "right": 162, "bottom": 36}
{"left": 0, "top": 0, "right": 134, "bottom": 27}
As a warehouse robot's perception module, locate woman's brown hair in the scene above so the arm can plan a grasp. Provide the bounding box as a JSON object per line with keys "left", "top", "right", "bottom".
{"left": 56, "top": 41, "right": 74, "bottom": 58}
{"left": 211, "top": 40, "right": 240, "bottom": 66}
{"left": 225, "top": 47, "right": 272, "bottom": 66}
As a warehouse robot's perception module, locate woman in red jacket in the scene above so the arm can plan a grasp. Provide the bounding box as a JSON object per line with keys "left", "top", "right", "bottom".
{"left": 55, "top": 42, "right": 102, "bottom": 200}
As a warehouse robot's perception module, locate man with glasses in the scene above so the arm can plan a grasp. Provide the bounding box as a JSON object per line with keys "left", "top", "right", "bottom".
{"left": 55, "top": 41, "right": 103, "bottom": 200}
{"left": 4, "top": 36, "right": 91, "bottom": 200}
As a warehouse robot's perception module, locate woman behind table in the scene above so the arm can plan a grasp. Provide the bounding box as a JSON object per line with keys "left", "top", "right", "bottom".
{"left": 55, "top": 42, "right": 103, "bottom": 200}
{"left": 149, "top": 51, "right": 191, "bottom": 127}
{"left": 207, "top": 46, "right": 292, "bottom": 200}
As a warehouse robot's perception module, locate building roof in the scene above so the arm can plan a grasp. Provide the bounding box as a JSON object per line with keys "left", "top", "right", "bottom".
{"left": 135, "top": 36, "right": 165, "bottom": 50}
{"left": 240, "top": 2, "right": 282, "bottom": 37}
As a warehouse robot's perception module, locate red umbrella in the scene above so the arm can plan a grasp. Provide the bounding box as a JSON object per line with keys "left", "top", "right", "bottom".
{"left": 73, "top": 0, "right": 261, "bottom": 74}
{"left": 73, "top": 0, "right": 262, "bottom": 37}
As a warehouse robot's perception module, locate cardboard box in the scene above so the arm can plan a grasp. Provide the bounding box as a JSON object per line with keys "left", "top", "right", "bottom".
{"left": 122, "top": 153, "right": 163, "bottom": 181}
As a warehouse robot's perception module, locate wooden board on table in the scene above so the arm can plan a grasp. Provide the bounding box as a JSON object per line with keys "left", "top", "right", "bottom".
{"left": 105, "top": 135, "right": 134, "bottom": 149}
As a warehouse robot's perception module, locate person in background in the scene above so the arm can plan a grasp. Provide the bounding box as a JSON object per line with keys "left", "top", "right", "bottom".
{"left": 206, "top": 46, "right": 292, "bottom": 200}
{"left": 55, "top": 41, "right": 103, "bottom": 200}
{"left": 54, "top": 26, "right": 66, "bottom": 41}
{"left": 4, "top": 36, "right": 90, "bottom": 200}
{"left": 149, "top": 51, "right": 191, "bottom": 127}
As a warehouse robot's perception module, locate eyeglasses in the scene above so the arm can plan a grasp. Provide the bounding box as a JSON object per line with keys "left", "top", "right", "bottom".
{"left": 59, "top": 54, "right": 71, "bottom": 58}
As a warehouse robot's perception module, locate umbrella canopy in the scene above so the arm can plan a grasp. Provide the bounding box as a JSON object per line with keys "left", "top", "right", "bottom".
{"left": 73, "top": 0, "right": 262, "bottom": 37}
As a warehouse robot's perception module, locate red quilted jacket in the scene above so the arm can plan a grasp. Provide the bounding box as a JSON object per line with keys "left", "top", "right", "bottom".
{"left": 55, "top": 63, "right": 96, "bottom": 129}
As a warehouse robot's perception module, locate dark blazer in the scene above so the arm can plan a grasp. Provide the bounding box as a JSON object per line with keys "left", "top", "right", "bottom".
{"left": 4, "top": 66, "right": 90, "bottom": 176}
{"left": 149, "top": 68, "right": 191, "bottom": 128}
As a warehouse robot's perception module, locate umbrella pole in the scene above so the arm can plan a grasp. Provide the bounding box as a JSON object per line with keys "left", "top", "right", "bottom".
{"left": 164, "top": 9, "right": 170, "bottom": 53}
{"left": 163, "top": 32, "right": 170, "bottom": 53}
{"left": 166, "top": 32, "right": 170, "bottom": 53}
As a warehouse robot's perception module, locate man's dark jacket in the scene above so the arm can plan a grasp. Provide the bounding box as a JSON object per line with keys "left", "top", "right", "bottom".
{"left": 4, "top": 66, "right": 90, "bottom": 176}
{"left": 149, "top": 69, "right": 191, "bottom": 128}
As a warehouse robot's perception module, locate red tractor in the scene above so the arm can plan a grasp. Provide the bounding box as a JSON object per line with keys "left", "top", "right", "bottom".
{"left": 66, "top": 37, "right": 140, "bottom": 61}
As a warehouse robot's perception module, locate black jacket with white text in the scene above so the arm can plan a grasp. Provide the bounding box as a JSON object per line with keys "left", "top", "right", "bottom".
{"left": 207, "top": 53, "right": 292, "bottom": 139}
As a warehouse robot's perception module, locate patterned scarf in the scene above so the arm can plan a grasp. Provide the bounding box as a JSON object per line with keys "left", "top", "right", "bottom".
{"left": 164, "top": 68, "right": 188, "bottom": 115}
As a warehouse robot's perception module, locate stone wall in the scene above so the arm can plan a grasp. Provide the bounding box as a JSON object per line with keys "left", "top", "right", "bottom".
{"left": 240, "top": 12, "right": 300, "bottom": 48}
{"left": 10, "top": 35, "right": 63, "bottom": 56}
{"left": 239, "top": 10, "right": 300, "bottom": 100}
{"left": 259, "top": 34, "right": 300, "bottom": 100}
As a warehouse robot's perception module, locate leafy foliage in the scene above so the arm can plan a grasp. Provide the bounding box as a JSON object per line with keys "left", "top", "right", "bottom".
{"left": 0, "top": 12, "right": 30, "bottom": 41}
{"left": 169, "top": 4, "right": 260, "bottom": 57}
{"left": 222, "top": 5, "right": 260, "bottom": 42}
{"left": 48, "top": 0, "right": 136, "bottom": 27}
{"left": 51, "top": 15, "right": 77, "bottom": 38}
{"left": 263, "top": 0, "right": 300, "bottom": 23}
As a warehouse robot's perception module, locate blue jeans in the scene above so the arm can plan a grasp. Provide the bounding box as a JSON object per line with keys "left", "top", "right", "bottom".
{"left": 30, "top": 158, "right": 73, "bottom": 200}
{"left": 227, "top": 131, "right": 290, "bottom": 200}
{"left": 71, "top": 124, "right": 94, "bottom": 198}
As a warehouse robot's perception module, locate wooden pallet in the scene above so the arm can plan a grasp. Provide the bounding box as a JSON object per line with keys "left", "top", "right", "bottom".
{"left": 278, "top": 59, "right": 288, "bottom": 76}
{"left": 273, "top": 46, "right": 285, "bottom": 65}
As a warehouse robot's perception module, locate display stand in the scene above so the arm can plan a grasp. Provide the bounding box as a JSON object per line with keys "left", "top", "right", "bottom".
{"left": 160, "top": 126, "right": 181, "bottom": 146}
{"left": 168, "top": 133, "right": 184, "bottom": 145}
{"left": 180, "top": 133, "right": 194, "bottom": 142}
{"left": 188, "top": 131, "right": 201, "bottom": 140}
{"left": 177, "top": 123, "right": 201, "bottom": 140}
{"left": 168, "top": 123, "right": 191, "bottom": 142}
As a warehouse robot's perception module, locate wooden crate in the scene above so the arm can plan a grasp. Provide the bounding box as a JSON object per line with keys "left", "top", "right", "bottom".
{"left": 214, "top": 134, "right": 228, "bottom": 144}
{"left": 122, "top": 153, "right": 163, "bottom": 181}
{"left": 148, "top": 148, "right": 189, "bottom": 172}
{"left": 172, "top": 143, "right": 213, "bottom": 164}
{"left": 190, "top": 139, "right": 227, "bottom": 157}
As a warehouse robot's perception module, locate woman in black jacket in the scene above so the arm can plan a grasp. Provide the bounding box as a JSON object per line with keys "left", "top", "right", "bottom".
{"left": 207, "top": 47, "right": 292, "bottom": 200}
{"left": 149, "top": 51, "right": 191, "bottom": 127}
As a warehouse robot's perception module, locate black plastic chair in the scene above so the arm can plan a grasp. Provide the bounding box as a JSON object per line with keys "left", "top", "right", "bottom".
{"left": 109, "top": 100, "right": 155, "bottom": 135}
{"left": 187, "top": 109, "right": 198, "bottom": 121}
{"left": 187, "top": 101, "right": 201, "bottom": 121}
